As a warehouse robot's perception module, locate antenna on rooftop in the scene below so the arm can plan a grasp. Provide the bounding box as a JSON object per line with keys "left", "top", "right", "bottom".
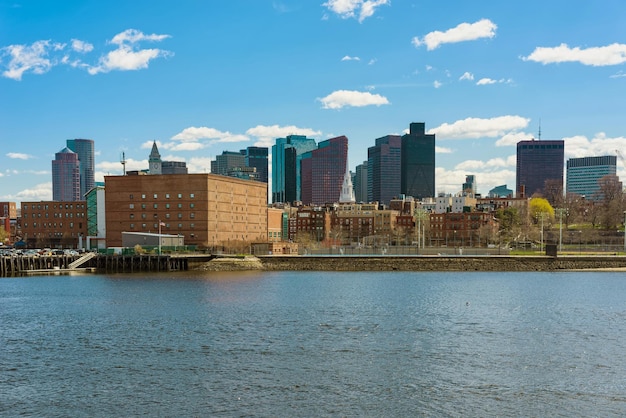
{"left": 537, "top": 119, "right": 542, "bottom": 140}
{"left": 120, "top": 152, "right": 127, "bottom": 175}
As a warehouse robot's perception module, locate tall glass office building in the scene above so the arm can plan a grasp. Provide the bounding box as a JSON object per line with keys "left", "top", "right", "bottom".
{"left": 52, "top": 147, "right": 81, "bottom": 201}
{"left": 300, "top": 136, "right": 348, "bottom": 206}
{"left": 271, "top": 135, "right": 317, "bottom": 203}
{"left": 516, "top": 139, "right": 564, "bottom": 198}
{"left": 368, "top": 135, "right": 401, "bottom": 205}
{"left": 66, "top": 139, "right": 94, "bottom": 199}
{"left": 401, "top": 122, "right": 435, "bottom": 200}
{"left": 566, "top": 155, "right": 617, "bottom": 200}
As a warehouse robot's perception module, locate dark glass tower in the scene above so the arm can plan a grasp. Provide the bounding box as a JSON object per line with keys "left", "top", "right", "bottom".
{"left": 271, "top": 135, "right": 317, "bottom": 203}
{"left": 368, "top": 135, "right": 401, "bottom": 205}
{"left": 516, "top": 139, "right": 564, "bottom": 197}
{"left": 401, "top": 122, "right": 435, "bottom": 199}
{"left": 244, "top": 146, "right": 269, "bottom": 183}
{"left": 66, "top": 138, "right": 94, "bottom": 198}
{"left": 300, "top": 136, "right": 349, "bottom": 205}
{"left": 52, "top": 147, "right": 81, "bottom": 201}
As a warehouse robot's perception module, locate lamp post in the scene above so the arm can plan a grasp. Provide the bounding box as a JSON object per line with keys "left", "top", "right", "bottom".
{"left": 158, "top": 220, "right": 164, "bottom": 255}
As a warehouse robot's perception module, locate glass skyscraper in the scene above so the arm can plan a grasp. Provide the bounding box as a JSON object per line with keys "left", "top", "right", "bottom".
{"left": 300, "top": 136, "right": 348, "bottom": 205}
{"left": 368, "top": 135, "right": 401, "bottom": 205}
{"left": 52, "top": 147, "right": 81, "bottom": 201}
{"left": 271, "top": 135, "right": 317, "bottom": 203}
{"left": 401, "top": 122, "right": 435, "bottom": 200}
{"left": 566, "top": 155, "right": 617, "bottom": 200}
{"left": 66, "top": 138, "right": 94, "bottom": 198}
{"left": 516, "top": 139, "right": 564, "bottom": 198}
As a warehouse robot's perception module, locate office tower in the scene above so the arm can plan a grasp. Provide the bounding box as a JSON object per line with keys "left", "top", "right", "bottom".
{"left": 148, "top": 141, "right": 162, "bottom": 174}
{"left": 488, "top": 184, "right": 514, "bottom": 198}
{"left": 244, "top": 146, "right": 269, "bottom": 183}
{"left": 566, "top": 156, "right": 617, "bottom": 200}
{"left": 354, "top": 162, "right": 368, "bottom": 203}
{"left": 271, "top": 134, "right": 317, "bottom": 203}
{"left": 52, "top": 147, "right": 81, "bottom": 201}
{"left": 300, "top": 136, "right": 349, "bottom": 205}
{"left": 401, "top": 122, "right": 435, "bottom": 200}
{"left": 66, "top": 138, "right": 95, "bottom": 198}
{"left": 211, "top": 151, "right": 245, "bottom": 176}
{"left": 462, "top": 175, "right": 477, "bottom": 196}
{"left": 368, "top": 135, "right": 401, "bottom": 205}
{"left": 516, "top": 139, "right": 564, "bottom": 198}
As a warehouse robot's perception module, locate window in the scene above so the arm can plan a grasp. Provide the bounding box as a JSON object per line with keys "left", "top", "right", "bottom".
{"left": 153, "top": 193, "right": 158, "bottom": 199}
{"left": 130, "top": 223, "right": 135, "bottom": 229}
{"left": 142, "top": 214, "right": 147, "bottom": 219}
{"left": 165, "top": 193, "right": 170, "bottom": 199}
{"left": 165, "top": 213, "right": 170, "bottom": 219}
{"left": 142, "top": 194, "right": 146, "bottom": 199}
{"left": 190, "top": 203, "right": 195, "bottom": 208}
{"left": 130, "top": 214, "right": 135, "bottom": 219}
{"left": 178, "top": 213, "right": 183, "bottom": 219}
{"left": 190, "top": 213, "right": 195, "bottom": 219}
{"left": 178, "top": 203, "right": 182, "bottom": 208}
{"left": 165, "top": 203, "right": 170, "bottom": 209}
{"left": 190, "top": 193, "right": 195, "bottom": 198}
{"left": 153, "top": 204, "right": 158, "bottom": 209}
{"left": 141, "top": 204, "right": 146, "bottom": 209}
{"left": 178, "top": 193, "right": 182, "bottom": 199}
{"left": 142, "top": 223, "right": 147, "bottom": 229}
{"left": 130, "top": 194, "right": 134, "bottom": 199}
{"left": 178, "top": 223, "right": 183, "bottom": 228}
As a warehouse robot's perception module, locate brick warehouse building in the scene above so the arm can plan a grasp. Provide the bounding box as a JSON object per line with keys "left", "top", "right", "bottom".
{"left": 21, "top": 201, "right": 88, "bottom": 248}
{"left": 104, "top": 173, "right": 268, "bottom": 249}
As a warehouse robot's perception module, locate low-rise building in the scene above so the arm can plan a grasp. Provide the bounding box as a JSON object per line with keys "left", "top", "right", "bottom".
{"left": 21, "top": 201, "right": 88, "bottom": 248}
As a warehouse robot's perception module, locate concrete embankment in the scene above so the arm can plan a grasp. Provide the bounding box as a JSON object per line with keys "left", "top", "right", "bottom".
{"left": 195, "top": 255, "right": 626, "bottom": 272}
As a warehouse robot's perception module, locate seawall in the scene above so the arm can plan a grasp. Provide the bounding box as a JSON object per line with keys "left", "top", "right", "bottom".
{"left": 254, "top": 255, "right": 626, "bottom": 272}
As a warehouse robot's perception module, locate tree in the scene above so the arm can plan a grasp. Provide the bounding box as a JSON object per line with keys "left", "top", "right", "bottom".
{"left": 543, "top": 179, "right": 564, "bottom": 207}
{"left": 529, "top": 197, "right": 554, "bottom": 222}
{"left": 596, "top": 174, "right": 624, "bottom": 230}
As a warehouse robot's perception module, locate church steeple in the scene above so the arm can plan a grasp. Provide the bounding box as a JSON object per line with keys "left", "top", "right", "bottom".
{"left": 339, "top": 157, "right": 356, "bottom": 204}
{"left": 148, "top": 141, "right": 162, "bottom": 175}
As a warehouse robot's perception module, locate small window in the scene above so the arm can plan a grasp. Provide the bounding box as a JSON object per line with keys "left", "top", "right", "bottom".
{"left": 165, "top": 203, "right": 170, "bottom": 209}
{"left": 178, "top": 193, "right": 182, "bottom": 199}
{"left": 178, "top": 213, "right": 183, "bottom": 219}
{"left": 153, "top": 203, "right": 158, "bottom": 209}
{"left": 153, "top": 194, "right": 158, "bottom": 199}
{"left": 190, "top": 203, "right": 195, "bottom": 208}
{"left": 142, "top": 194, "right": 146, "bottom": 199}
{"left": 165, "top": 193, "right": 170, "bottom": 199}
{"left": 129, "top": 194, "right": 134, "bottom": 199}
{"left": 190, "top": 193, "right": 195, "bottom": 198}
{"left": 130, "top": 223, "right": 135, "bottom": 229}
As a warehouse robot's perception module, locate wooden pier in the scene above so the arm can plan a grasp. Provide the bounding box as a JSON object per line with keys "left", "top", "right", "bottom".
{"left": 1, "top": 253, "right": 193, "bottom": 276}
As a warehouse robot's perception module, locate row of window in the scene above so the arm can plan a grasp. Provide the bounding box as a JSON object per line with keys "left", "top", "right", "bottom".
{"left": 22, "top": 203, "right": 85, "bottom": 210}
{"left": 129, "top": 213, "right": 195, "bottom": 220}
{"left": 23, "top": 212, "right": 85, "bottom": 218}
{"left": 129, "top": 203, "right": 194, "bottom": 209}
{"left": 130, "top": 193, "right": 195, "bottom": 199}
{"left": 23, "top": 222, "right": 83, "bottom": 229}
{"left": 129, "top": 223, "right": 195, "bottom": 230}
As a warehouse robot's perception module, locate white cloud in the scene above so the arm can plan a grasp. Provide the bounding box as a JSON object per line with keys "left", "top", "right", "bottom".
{"left": 436, "top": 146, "right": 453, "bottom": 154}
{"left": 341, "top": 55, "right": 361, "bottom": 61}
{"left": 171, "top": 126, "right": 249, "bottom": 143}
{"left": 186, "top": 157, "right": 214, "bottom": 174}
{"left": 246, "top": 124, "right": 321, "bottom": 147}
{"left": 368, "top": 58, "right": 377, "bottom": 65}
{"left": 436, "top": 166, "right": 515, "bottom": 196}
{"left": 495, "top": 131, "right": 535, "bottom": 146}
{"left": 610, "top": 70, "right": 626, "bottom": 78}
{"left": 430, "top": 115, "right": 531, "bottom": 139}
{"left": 476, "top": 78, "right": 496, "bottom": 85}
{"left": 523, "top": 43, "right": 626, "bottom": 66}
{"left": 1, "top": 40, "right": 65, "bottom": 80}
{"left": 412, "top": 18, "right": 497, "bottom": 51}
{"left": 15, "top": 182, "right": 53, "bottom": 201}
{"left": 323, "top": 0, "right": 389, "bottom": 23}
{"left": 88, "top": 29, "right": 172, "bottom": 75}
{"left": 318, "top": 89, "right": 390, "bottom": 109}
{"left": 6, "top": 152, "right": 33, "bottom": 160}
{"left": 563, "top": 132, "right": 626, "bottom": 159}
{"left": 433, "top": 80, "right": 443, "bottom": 88}
{"left": 71, "top": 39, "right": 94, "bottom": 53}
{"left": 459, "top": 72, "right": 474, "bottom": 81}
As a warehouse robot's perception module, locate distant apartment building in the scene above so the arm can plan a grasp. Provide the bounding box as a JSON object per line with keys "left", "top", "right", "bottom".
{"left": 211, "top": 151, "right": 245, "bottom": 176}
{"left": 21, "top": 201, "right": 88, "bottom": 248}
{"left": 516, "top": 139, "right": 564, "bottom": 198}
{"left": 104, "top": 173, "right": 267, "bottom": 248}
{"left": 401, "top": 122, "right": 435, "bottom": 199}
{"left": 368, "top": 135, "right": 401, "bottom": 205}
{"left": 566, "top": 155, "right": 617, "bottom": 200}
{"left": 66, "top": 138, "right": 95, "bottom": 198}
{"left": 272, "top": 134, "right": 317, "bottom": 203}
{"left": 429, "top": 211, "right": 496, "bottom": 247}
{"left": 300, "top": 136, "right": 349, "bottom": 205}
{"left": 52, "top": 147, "right": 81, "bottom": 201}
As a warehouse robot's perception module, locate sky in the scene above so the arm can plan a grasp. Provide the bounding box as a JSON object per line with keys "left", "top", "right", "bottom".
{"left": 2, "top": 0, "right": 626, "bottom": 206}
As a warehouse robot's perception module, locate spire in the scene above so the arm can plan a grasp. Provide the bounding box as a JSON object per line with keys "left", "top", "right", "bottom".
{"left": 339, "top": 157, "right": 356, "bottom": 203}
{"left": 148, "top": 141, "right": 162, "bottom": 175}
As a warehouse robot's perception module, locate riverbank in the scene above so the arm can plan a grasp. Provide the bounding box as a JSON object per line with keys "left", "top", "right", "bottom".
{"left": 194, "top": 255, "right": 626, "bottom": 272}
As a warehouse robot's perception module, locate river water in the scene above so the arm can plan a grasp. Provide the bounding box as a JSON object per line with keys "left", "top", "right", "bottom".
{"left": 2, "top": 271, "right": 626, "bottom": 417}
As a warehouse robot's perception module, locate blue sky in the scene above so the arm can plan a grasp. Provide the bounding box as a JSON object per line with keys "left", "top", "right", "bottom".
{"left": 2, "top": 0, "right": 626, "bottom": 205}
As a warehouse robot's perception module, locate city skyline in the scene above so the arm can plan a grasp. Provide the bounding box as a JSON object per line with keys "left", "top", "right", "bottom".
{"left": 3, "top": 1, "right": 626, "bottom": 205}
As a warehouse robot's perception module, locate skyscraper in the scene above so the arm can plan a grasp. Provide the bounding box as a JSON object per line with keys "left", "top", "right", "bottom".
{"left": 271, "top": 134, "right": 317, "bottom": 203}
{"left": 66, "top": 138, "right": 94, "bottom": 198}
{"left": 354, "top": 161, "right": 368, "bottom": 203}
{"left": 368, "top": 135, "right": 401, "bottom": 205}
{"left": 52, "top": 147, "right": 81, "bottom": 201}
{"left": 516, "top": 139, "right": 564, "bottom": 198}
{"left": 566, "top": 155, "right": 617, "bottom": 200}
{"left": 211, "top": 151, "right": 245, "bottom": 176}
{"left": 462, "top": 175, "right": 477, "bottom": 196}
{"left": 401, "top": 122, "right": 435, "bottom": 200}
{"left": 300, "top": 136, "right": 349, "bottom": 205}
{"left": 244, "top": 146, "right": 269, "bottom": 183}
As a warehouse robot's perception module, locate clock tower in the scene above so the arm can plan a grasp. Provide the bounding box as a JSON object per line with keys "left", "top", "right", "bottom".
{"left": 148, "top": 141, "right": 162, "bottom": 175}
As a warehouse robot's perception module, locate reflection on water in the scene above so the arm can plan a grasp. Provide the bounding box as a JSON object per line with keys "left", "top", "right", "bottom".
{"left": 2, "top": 271, "right": 626, "bottom": 416}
